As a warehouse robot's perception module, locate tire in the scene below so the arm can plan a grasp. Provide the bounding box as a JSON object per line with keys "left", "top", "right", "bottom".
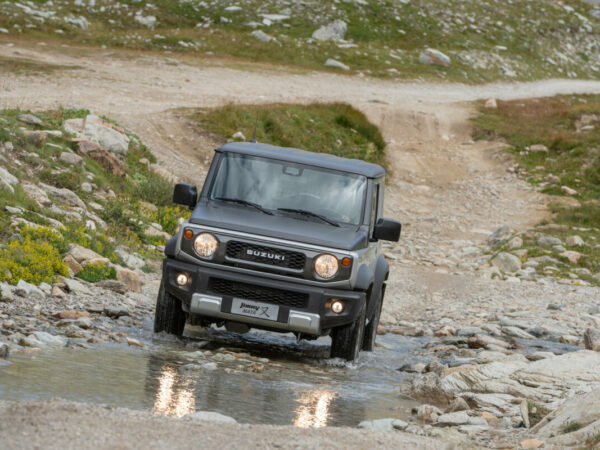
{"left": 330, "top": 303, "right": 366, "bottom": 362}
{"left": 362, "top": 289, "right": 383, "bottom": 351}
{"left": 154, "top": 282, "right": 187, "bottom": 336}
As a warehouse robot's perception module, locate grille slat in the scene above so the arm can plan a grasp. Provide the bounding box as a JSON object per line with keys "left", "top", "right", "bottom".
{"left": 208, "top": 277, "right": 308, "bottom": 309}
{"left": 226, "top": 241, "right": 305, "bottom": 270}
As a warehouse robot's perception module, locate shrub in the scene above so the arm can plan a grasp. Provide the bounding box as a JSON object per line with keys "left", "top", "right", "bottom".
{"left": 151, "top": 205, "right": 187, "bottom": 235}
{"left": 76, "top": 261, "right": 117, "bottom": 283}
{"left": 0, "top": 236, "right": 68, "bottom": 285}
{"left": 133, "top": 173, "right": 173, "bottom": 207}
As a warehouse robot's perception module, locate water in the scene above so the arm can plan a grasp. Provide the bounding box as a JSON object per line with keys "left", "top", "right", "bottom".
{"left": 0, "top": 324, "right": 425, "bottom": 428}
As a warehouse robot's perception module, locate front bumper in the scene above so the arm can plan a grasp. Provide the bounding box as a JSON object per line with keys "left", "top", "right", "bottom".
{"left": 163, "top": 257, "right": 365, "bottom": 336}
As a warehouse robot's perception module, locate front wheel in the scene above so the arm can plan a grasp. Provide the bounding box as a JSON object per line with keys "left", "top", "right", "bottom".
{"left": 362, "top": 288, "right": 383, "bottom": 351}
{"left": 330, "top": 303, "right": 366, "bottom": 362}
{"left": 154, "top": 282, "right": 187, "bottom": 336}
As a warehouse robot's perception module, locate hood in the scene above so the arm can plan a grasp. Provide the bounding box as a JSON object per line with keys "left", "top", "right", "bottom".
{"left": 189, "top": 201, "right": 368, "bottom": 251}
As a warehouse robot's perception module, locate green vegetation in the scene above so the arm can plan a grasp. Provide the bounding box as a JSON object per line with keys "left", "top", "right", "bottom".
{"left": 194, "top": 103, "right": 386, "bottom": 167}
{"left": 1, "top": 0, "right": 599, "bottom": 81}
{"left": 474, "top": 95, "right": 600, "bottom": 285}
{"left": 76, "top": 261, "right": 117, "bottom": 283}
{"left": 563, "top": 422, "right": 583, "bottom": 434}
{"left": 528, "top": 401, "right": 551, "bottom": 427}
{"left": 0, "top": 108, "right": 189, "bottom": 285}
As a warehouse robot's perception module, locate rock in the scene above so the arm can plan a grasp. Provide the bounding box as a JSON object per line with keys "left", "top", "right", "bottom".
{"left": 65, "top": 15, "right": 89, "bottom": 30}
{"left": 537, "top": 236, "right": 562, "bottom": 247}
{"left": 115, "top": 247, "right": 145, "bottom": 270}
{"left": 560, "top": 334, "right": 579, "bottom": 345}
{"left": 357, "top": 418, "right": 408, "bottom": 431}
{"left": 51, "top": 285, "right": 66, "bottom": 297}
{"left": 250, "top": 30, "right": 275, "bottom": 42}
{"left": 417, "top": 404, "right": 443, "bottom": 423}
{"left": 502, "top": 326, "right": 536, "bottom": 339}
{"left": 484, "top": 98, "right": 497, "bottom": 109}
{"left": 445, "top": 397, "right": 470, "bottom": 413}
{"left": 487, "top": 225, "right": 511, "bottom": 246}
{"left": 126, "top": 337, "right": 144, "bottom": 348}
{"left": 115, "top": 267, "right": 142, "bottom": 293}
{"left": 184, "top": 411, "right": 237, "bottom": 424}
{"left": 224, "top": 6, "right": 242, "bottom": 13}
{"left": 59, "top": 152, "right": 84, "bottom": 166}
{"left": 231, "top": 131, "right": 245, "bottom": 141}
{"left": 584, "top": 328, "right": 600, "bottom": 351}
{"left": 418, "top": 48, "right": 451, "bottom": 67}
{"left": 63, "top": 254, "right": 83, "bottom": 275}
{"left": 145, "top": 225, "right": 170, "bottom": 240}
{"left": 65, "top": 116, "right": 129, "bottom": 156}
{"left": 559, "top": 250, "right": 582, "bottom": 264}
{"left": 566, "top": 235, "right": 584, "bottom": 247}
{"left": 520, "top": 399, "right": 530, "bottom": 428}
{"left": 76, "top": 140, "right": 125, "bottom": 176}
{"left": 135, "top": 15, "right": 156, "bottom": 28}
{"left": 150, "top": 164, "right": 176, "bottom": 183}
{"left": 23, "top": 130, "right": 47, "bottom": 147}
{"left": 40, "top": 183, "right": 86, "bottom": 209}
{"left": 561, "top": 186, "right": 578, "bottom": 196}
{"left": 15, "top": 280, "right": 45, "bottom": 300}
{"left": 529, "top": 144, "right": 549, "bottom": 153}
{"left": 17, "top": 113, "right": 43, "bottom": 125}
{"left": 436, "top": 411, "right": 470, "bottom": 426}
{"left": 32, "top": 331, "right": 67, "bottom": 347}
{"left": 96, "top": 280, "right": 128, "bottom": 294}
{"left": 61, "top": 279, "right": 91, "bottom": 297}
{"left": 22, "top": 183, "right": 52, "bottom": 207}
{"left": 312, "top": 20, "right": 347, "bottom": 41}
{"left": 324, "top": 59, "right": 350, "bottom": 70}
{"left": 67, "top": 244, "right": 105, "bottom": 265}
{"left": 0, "top": 167, "right": 18, "bottom": 193}
{"left": 409, "top": 372, "right": 452, "bottom": 407}
{"left": 55, "top": 310, "right": 90, "bottom": 320}
{"left": 425, "top": 360, "right": 447, "bottom": 376}
{"left": 81, "top": 183, "right": 93, "bottom": 194}
{"left": 492, "top": 252, "right": 521, "bottom": 273}
{"left": 520, "top": 439, "right": 544, "bottom": 449}
{"left": 527, "top": 351, "right": 555, "bottom": 361}
{"left": 507, "top": 236, "right": 523, "bottom": 249}
{"left": 103, "top": 306, "right": 130, "bottom": 319}
{"left": 0, "top": 343, "right": 8, "bottom": 358}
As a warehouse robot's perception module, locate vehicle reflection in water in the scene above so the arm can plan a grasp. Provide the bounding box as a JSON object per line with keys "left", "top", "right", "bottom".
{"left": 153, "top": 366, "right": 196, "bottom": 418}
{"left": 293, "top": 390, "right": 335, "bottom": 428}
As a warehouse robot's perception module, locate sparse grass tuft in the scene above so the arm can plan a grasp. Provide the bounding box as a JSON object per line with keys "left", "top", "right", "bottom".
{"left": 562, "top": 422, "right": 583, "bottom": 434}
{"left": 528, "top": 401, "right": 551, "bottom": 427}
{"left": 76, "top": 261, "right": 117, "bottom": 283}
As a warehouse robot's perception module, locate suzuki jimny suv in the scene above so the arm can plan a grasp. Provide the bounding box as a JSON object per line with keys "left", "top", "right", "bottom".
{"left": 155, "top": 142, "right": 401, "bottom": 361}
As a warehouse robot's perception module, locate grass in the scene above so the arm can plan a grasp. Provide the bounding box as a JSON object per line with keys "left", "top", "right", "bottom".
{"left": 528, "top": 401, "right": 551, "bottom": 427}
{"left": 1, "top": 0, "right": 600, "bottom": 82}
{"left": 563, "top": 422, "right": 583, "bottom": 434}
{"left": 473, "top": 95, "right": 600, "bottom": 285}
{"left": 0, "top": 107, "right": 189, "bottom": 285}
{"left": 192, "top": 103, "right": 386, "bottom": 167}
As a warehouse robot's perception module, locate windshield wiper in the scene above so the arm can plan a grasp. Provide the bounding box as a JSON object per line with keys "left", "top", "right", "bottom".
{"left": 277, "top": 208, "right": 340, "bottom": 227}
{"left": 215, "top": 197, "right": 273, "bottom": 215}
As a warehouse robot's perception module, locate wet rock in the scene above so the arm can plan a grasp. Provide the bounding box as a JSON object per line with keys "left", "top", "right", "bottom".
{"left": 584, "top": 328, "right": 600, "bottom": 351}
{"left": 566, "top": 235, "right": 584, "bottom": 247}
{"left": 445, "top": 397, "right": 470, "bottom": 413}
{"left": 324, "top": 59, "right": 350, "bottom": 70}
{"left": 537, "top": 236, "right": 562, "bottom": 247}
{"left": 115, "top": 267, "right": 142, "bottom": 293}
{"left": 409, "top": 372, "right": 451, "bottom": 407}
{"left": 17, "top": 113, "right": 43, "bottom": 126}
{"left": 358, "top": 418, "right": 408, "bottom": 431}
{"left": 96, "top": 280, "right": 128, "bottom": 295}
{"left": 184, "top": 411, "right": 237, "bottom": 424}
{"left": 416, "top": 404, "right": 443, "bottom": 423}
{"left": 312, "top": 20, "right": 347, "bottom": 41}
{"left": 103, "top": 306, "right": 130, "bottom": 319}
{"left": 59, "top": 152, "right": 83, "bottom": 166}
{"left": 418, "top": 48, "right": 451, "bottom": 67}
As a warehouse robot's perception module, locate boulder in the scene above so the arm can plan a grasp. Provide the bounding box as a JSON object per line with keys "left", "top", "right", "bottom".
{"left": 39, "top": 183, "right": 86, "bottom": 209}
{"left": 491, "top": 252, "right": 521, "bottom": 273}
{"left": 484, "top": 98, "right": 497, "bottom": 109}
{"left": 559, "top": 250, "right": 582, "bottom": 264}
{"left": 62, "top": 277, "right": 92, "bottom": 296}
{"left": 65, "top": 15, "right": 88, "bottom": 30}
{"left": 0, "top": 167, "right": 18, "bottom": 193}
{"left": 184, "top": 411, "right": 237, "bottom": 424}
{"left": 537, "top": 236, "right": 562, "bottom": 247}
{"left": 445, "top": 397, "right": 470, "bottom": 413}
{"left": 507, "top": 236, "right": 523, "bottom": 249}
{"left": 22, "top": 183, "right": 52, "bottom": 207}
{"left": 418, "top": 48, "right": 451, "bottom": 67}
{"left": 250, "top": 30, "right": 275, "bottom": 43}
{"left": 63, "top": 254, "right": 83, "bottom": 274}
{"left": 67, "top": 244, "right": 105, "bottom": 265}
{"left": 324, "top": 59, "right": 350, "bottom": 70}
{"left": 116, "top": 267, "right": 142, "bottom": 293}
{"left": 566, "top": 235, "right": 584, "bottom": 247}
{"left": 408, "top": 372, "right": 452, "bottom": 407}
{"left": 31, "top": 331, "right": 67, "bottom": 347}
{"left": 145, "top": 226, "right": 170, "bottom": 240}
{"left": 23, "top": 130, "right": 47, "bottom": 147}
{"left": 487, "top": 225, "right": 511, "bottom": 246}
{"left": 529, "top": 144, "right": 549, "bottom": 153}
{"left": 357, "top": 418, "right": 408, "bottom": 431}
{"left": 76, "top": 140, "right": 125, "bottom": 176}
{"left": 103, "top": 306, "right": 130, "bottom": 319}
{"left": 560, "top": 186, "right": 578, "bottom": 196}
{"left": 17, "top": 113, "right": 43, "bottom": 126}
{"left": 312, "top": 20, "right": 347, "bottom": 41}
{"left": 64, "top": 115, "right": 129, "bottom": 156}
{"left": 416, "top": 404, "right": 443, "bottom": 423}
{"left": 59, "top": 152, "right": 84, "bottom": 166}
{"left": 436, "top": 411, "right": 470, "bottom": 426}
{"left": 135, "top": 15, "right": 156, "bottom": 28}
{"left": 96, "top": 280, "right": 128, "bottom": 294}
{"left": 15, "top": 280, "right": 45, "bottom": 300}
{"left": 55, "top": 310, "right": 90, "bottom": 320}
{"left": 115, "top": 247, "right": 145, "bottom": 270}
{"left": 584, "top": 328, "right": 600, "bottom": 351}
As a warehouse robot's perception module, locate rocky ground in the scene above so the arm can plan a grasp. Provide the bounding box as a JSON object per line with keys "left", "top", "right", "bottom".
{"left": 1, "top": 42, "right": 600, "bottom": 448}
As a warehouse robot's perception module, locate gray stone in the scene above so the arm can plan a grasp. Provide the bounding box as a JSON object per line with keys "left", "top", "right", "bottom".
{"left": 416, "top": 404, "right": 443, "bottom": 423}
{"left": 67, "top": 244, "right": 105, "bottom": 265}
{"left": 537, "top": 236, "right": 562, "bottom": 247}
{"left": 566, "top": 235, "right": 584, "bottom": 247}
{"left": 65, "top": 16, "right": 89, "bottom": 30}
{"left": 418, "top": 48, "right": 451, "bottom": 67}
{"left": 115, "top": 247, "right": 145, "bottom": 270}
{"left": 59, "top": 152, "right": 84, "bottom": 166}
{"left": 103, "top": 306, "right": 130, "bottom": 318}
{"left": 81, "top": 182, "right": 93, "bottom": 193}
{"left": 436, "top": 411, "right": 470, "bottom": 426}
{"left": 0, "top": 343, "right": 8, "bottom": 358}
{"left": 487, "top": 225, "right": 511, "bottom": 246}
{"left": 40, "top": 183, "right": 86, "bottom": 209}
{"left": 135, "top": 15, "right": 157, "bottom": 28}
{"left": 445, "top": 397, "right": 470, "bottom": 413}
{"left": 15, "top": 280, "right": 45, "bottom": 300}
{"left": 31, "top": 331, "right": 67, "bottom": 347}
{"left": 96, "top": 280, "right": 128, "bottom": 294}
{"left": 492, "top": 252, "right": 521, "bottom": 273}
{"left": 250, "top": 30, "right": 274, "bottom": 42}
{"left": 358, "top": 418, "right": 408, "bottom": 431}
{"left": 17, "top": 113, "right": 43, "bottom": 125}
{"left": 63, "top": 278, "right": 92, "bottom": 296}
{"left": 507, "top": 236, "right": 523, "bottom": 249}
{"left": 502, "top": 326, "right": 536, "bottom": 339}
{"left": 0, "top": 167, "right": 18, "bottom": 193}
{"left": 312, "top": 20, "right": 347, "bottom": 41}
{"left": 231, "top": 131, "right": 245, "bottom": 141}
{"left": 325, "top": 58, "right": 350, "bottom": 70}
{"left": 584, "top": 328, "right": 600, "bottom": 352}
{"left": 64, "top": 115, "right": 130, "bottom": 156}
{"left": 184, "top": 411, "right": 237, "bottom": 424}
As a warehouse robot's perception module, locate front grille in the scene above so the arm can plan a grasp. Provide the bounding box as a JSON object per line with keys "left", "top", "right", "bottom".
{"left": 208, "top": 277, "right": 309, "bottom": 309}
{"left": 226, "top": 241, "right": 305, "bottom": 270}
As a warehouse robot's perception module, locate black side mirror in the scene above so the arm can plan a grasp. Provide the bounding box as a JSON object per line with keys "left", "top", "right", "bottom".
{"left": 173, "top": 183, "right": 198, "bottom": 209}
{"left": 373, "top": 218, "right": 401, "bottom": 242}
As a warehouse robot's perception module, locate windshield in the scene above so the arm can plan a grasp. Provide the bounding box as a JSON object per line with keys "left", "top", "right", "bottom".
{"left": 209, "top": 153, "right": 367, "bottom": 226}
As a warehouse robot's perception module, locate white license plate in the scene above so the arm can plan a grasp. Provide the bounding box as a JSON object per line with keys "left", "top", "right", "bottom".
{"left": 230, "top": 298, "right": 279, "bottom": 322}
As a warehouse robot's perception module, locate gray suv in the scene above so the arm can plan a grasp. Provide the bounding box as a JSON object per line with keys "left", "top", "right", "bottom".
{"left": 155, "top": 142, "right": 401, "bottom": 361}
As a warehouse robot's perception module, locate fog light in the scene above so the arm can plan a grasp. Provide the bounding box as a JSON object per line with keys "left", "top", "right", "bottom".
{"left": 331, "top": 300, "right": 344, "bottom": 314}
{"left": 176, "top": 273, "right": 189, "bottom": 286}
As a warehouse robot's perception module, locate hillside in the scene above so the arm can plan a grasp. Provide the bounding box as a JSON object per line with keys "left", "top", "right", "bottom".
{"left": 1, "top": 0, "right": 600, "bottom": 81}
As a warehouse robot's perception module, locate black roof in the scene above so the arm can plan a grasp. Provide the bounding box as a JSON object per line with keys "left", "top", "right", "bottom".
{"left": 215, "top": 142, "right": 386, "bottom": 178}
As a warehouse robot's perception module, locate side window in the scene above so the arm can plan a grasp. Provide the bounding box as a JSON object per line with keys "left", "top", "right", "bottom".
{"left": 370, "top": 183, "right": 380, "bottom": 233}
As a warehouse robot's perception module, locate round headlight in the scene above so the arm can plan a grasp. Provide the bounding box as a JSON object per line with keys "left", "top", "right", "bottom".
{"left": 314, "top": 254, "right": 339, "bottom": 279}
{"left": 194, "top": 233, "right": 218, "bottom": 258}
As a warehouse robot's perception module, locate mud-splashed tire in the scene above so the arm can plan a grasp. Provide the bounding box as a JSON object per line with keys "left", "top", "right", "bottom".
{"left": 362, "top": 289, "right": 383, "bottom": 352}
{"left": 154, "top": 282, "right": 187, "bottom": 336}
{"left": 330, "top": 303, "right": 366, "bottom": 362}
